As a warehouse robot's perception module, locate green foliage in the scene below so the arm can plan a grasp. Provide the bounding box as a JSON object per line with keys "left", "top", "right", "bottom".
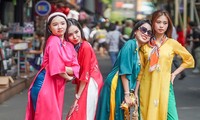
{"left": 110, "top": 11, "right": 125, "bottom": 23}
{"left": 101, "top": 0, "right": 112, "bottom": 4}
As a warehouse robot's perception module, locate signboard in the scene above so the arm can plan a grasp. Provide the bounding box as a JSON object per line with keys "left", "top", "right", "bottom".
{"left": 35, "top": 1, "right": 51, "bottom": 16}
{"left": 112, "top": 0, "right": 136, "bottom": 19}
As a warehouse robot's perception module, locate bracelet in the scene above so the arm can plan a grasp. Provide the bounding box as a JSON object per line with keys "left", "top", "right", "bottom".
{"left": 124, "top": 91, "right": 130, "bottom": 95}
{"left": 75, "top": 94, "right": 80, "bottom": 100}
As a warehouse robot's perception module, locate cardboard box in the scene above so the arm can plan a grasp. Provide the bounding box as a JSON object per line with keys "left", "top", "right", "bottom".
{"left": 0, "top": 76, "right": 14, "bottom": 88}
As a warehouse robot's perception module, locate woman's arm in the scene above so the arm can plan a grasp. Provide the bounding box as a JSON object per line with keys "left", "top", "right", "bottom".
{"left": 76, "top": 81, "right": 86, "bottom": 99}
{"left": 28, "top": 38, "right": 45, "bottom": 54}
{"left": 60, "top": 66, "right": 77, "bottom": 81}
{"left": 59, "top": 73, "right": 74, "bottom": 81}
{"left": 121, "top": 75, "right": 134, "bottom": 106}
{"left": 171, "top": 40, "right": 195, "bottom": 84}
{"left": 65, "top": 66, "right": 74, "bottom": 75}
{"left": 121, "top": 75, "right": 130, "bottom": 93}
{"left": 134, "top": 80, "right": 140, "bottom": 103}
{"left": 171, "top": 66, "right": 185, "bottom": 84}
{"left": 70, "top": 81, "right": 86, "bottom": 112}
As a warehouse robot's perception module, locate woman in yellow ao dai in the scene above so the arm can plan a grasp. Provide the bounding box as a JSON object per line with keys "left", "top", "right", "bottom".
{"left": 135, "top": 10, "right": 194, "bottom": 120}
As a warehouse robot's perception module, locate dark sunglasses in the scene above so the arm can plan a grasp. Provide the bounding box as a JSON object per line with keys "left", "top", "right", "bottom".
{"left": 138, "top": 26, "right": 152, "bottom": 37}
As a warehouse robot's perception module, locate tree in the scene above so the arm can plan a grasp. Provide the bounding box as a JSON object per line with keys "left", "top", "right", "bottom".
{"left": 102, "top": 0, "right": 112, "bottom": 5}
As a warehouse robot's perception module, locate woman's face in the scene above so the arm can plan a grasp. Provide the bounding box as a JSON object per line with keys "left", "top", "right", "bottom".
{"left": 154, "top": 15, "right": 168, "bottom": 35}
{"left": 67, "top": 25, "right": 82, "bottom": 45}
{"left": 135, "top": 23, "right": 152, "bottom": 44}
{"left": 49, "top": 16, "right": 67, "bottom": 38}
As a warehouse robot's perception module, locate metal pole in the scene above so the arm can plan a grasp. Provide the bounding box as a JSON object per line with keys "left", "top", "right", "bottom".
{"left": 194, "top": 4, "right": 200, "bottom": 25}
{"left": 190, "top": 0, "right": 194, "bottom": 21}
{"left": 17, "top": 51, "right": 20, "bottom": 77}
{"left": 175, "top": 0, "right": 179, "bottom": 26}
{"left": 183, "top": 0, "right": 187, "bottom": 37}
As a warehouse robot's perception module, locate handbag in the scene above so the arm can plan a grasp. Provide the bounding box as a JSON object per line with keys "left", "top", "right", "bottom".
{"left": 120, "top": 93, "right": 138, "bottom": 120}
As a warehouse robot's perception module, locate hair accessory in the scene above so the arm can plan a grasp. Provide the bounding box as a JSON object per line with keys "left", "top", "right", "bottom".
{"left": 47, "top": 12, "right": 67, "bottom": 22}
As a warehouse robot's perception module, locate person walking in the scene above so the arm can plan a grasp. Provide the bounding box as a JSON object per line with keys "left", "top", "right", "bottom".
{"left": 189, "top": 22, "right": 200, "bottom": 73}
{"left": 172, "top": 25, "right": 186, "bottom": 80}
{"left": 94, "top": 23, "right": 108, "bottom": 57}
{"left": 65, "top": 18, "right": 103, "bottom": 120}
{"left": 134, "top": 10, "right": 194, "bottom": 120}
{"left": 25, "top": 12, "right": 80, "bottom": 120}
{"left": 106, "top": 23, "right": 122, "bottom": 66}
{"left": 96, "top": 20, "right": 152, "bottom": 120}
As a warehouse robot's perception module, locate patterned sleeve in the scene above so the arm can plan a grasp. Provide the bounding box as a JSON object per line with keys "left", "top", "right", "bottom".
{"left": 78, "top": 42, "right": 92, "bottom": 82}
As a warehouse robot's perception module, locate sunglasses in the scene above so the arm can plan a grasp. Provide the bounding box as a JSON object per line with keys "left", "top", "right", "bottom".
{"left": 138, "top": 26, "right": 152, "bottom": 37}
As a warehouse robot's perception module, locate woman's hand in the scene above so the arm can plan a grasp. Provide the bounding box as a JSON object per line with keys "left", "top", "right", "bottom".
{"left": 64, "top": 73, "right": 75, "bottom": 82}
{"left": 72, "top": 99, "right": 78, "bottom": 110}
{"left": 171, "top": 67, "right": 185, "bottom": 84}
{"left": 124, "top": 94, "right": 134, "bottom": 107}
{"left": 59, "top": 73, "right": 74, "bottom": 82}
{"left": 171, "top": 73, "right": 176, "bottom": 84}
{"left": 66, "top": 76, "right": 75, "bottom": 82}
{"left": 134, "top": 91, "right": 139, "bottom": 104}
{"left": 65, "top": 66, "right": 73, "bottom": 75}
{"left": 67, "top": 98, "right": 79, "bottom": 118}
{"left": 134, "top": 80, "right": 140, "bottom": 104}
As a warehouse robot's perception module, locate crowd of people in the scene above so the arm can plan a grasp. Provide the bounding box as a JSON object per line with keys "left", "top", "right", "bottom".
{"left": 24, "top": 8, "right": 199, "bottom": 120}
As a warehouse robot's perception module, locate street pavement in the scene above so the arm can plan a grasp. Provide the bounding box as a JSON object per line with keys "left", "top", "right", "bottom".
{"left": 0, "top": 54, "right": 200, "bottom": 120}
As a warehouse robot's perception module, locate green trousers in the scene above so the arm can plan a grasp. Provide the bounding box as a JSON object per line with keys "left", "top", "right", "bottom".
{"left": 167, "top": 83, "right": 179, "bottom": 120}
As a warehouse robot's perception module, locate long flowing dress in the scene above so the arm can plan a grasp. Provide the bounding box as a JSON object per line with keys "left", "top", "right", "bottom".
{"left": 25, "top": 35, "right": 80, "bottom": 120}
{"left": 96, "top": 39, "right": 140, "bottom": 120}
{"left": 67, "top": 41, "right": 103, "bottom": 120}
{"left": 138, "top": 38, "right": 194, "bottom": 120}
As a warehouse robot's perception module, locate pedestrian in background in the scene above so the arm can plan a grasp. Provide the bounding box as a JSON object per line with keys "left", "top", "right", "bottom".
{"left": 176, "top": 25, "right": 185, "bottom": 46}
{"left": 96, "top": 20, "right": 152, "bottom": 120}
{"left": 94, "top": 23, "right": 108, "bottom": 57}
{"left": 65, "top": 18, "right": 103, "bottom": 120}
{"left": 106, "top": 23, "right": 122, "bottom": 66}
{"left": 26, "top": 31, "right": 45, "bottom": 74}
{"left": 172, "top": 25, "right": 186, "bottom": 80}
{"left": 25, "top": 12, "right": 80, "bottom": 120}
{"left": 81, "top": 20, "right": 90, "bottom": 41}
{"left": 189, "top": 21, "right": 200, "bottom": 73}
{"left": 134, "top": 10, "right": 194, "bottom": 120}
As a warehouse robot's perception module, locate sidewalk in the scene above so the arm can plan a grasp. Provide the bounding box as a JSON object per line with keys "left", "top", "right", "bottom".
{"left": 0, "top": 72, "right": 36, "bottom": 104}
{"left": 0, "top": 54, "right": 200, "bottom": 120}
